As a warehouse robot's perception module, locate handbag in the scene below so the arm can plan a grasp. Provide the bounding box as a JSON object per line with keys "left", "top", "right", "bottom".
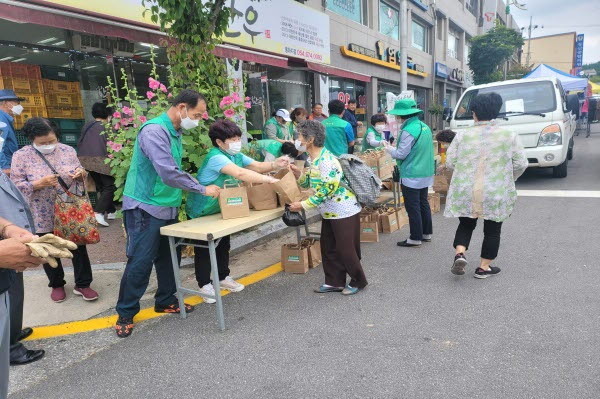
{"left": 34, "top": 149, "right": 100, "bottom": 245}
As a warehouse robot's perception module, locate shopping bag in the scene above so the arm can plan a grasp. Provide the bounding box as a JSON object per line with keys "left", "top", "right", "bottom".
{"left": 428, "top": 192, "right": 441, "bottom": 213}
{"left": 281, "top": 244, "right": 310, "bottom": 274}
{"left": 378, "top": 208, "right": 399, "bottom": 233}
{"left": 53, "top": 186, "right": 100, "bottom": 245}
{"left": 376, "top": 151, "right": 394, "bottom": 180}
{"left": 218, "top": 181, "right": 250, "bottom": 219}
{"left": 301, "top": 238, "right": 322, "bottom": 268}
{"left": 272, "top": 169, "right": 302, "bottom": 205}
{"left": 360, "top": 215, "right": 379, "bottom": 243}
{"left": 433, "top": 175, "right": 449, "bottom": 193}
{"left": 246, "top": 182, "right": 278, "bottom": 210}
{"left": 282, "top": 205, "right": 306, "bottom": 227}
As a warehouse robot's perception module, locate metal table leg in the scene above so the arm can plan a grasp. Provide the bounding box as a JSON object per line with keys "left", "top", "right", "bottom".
{"left": 168, "top": 236, "right": 188, "bottom": 319}
{"left": 208, "top": 239, "right": 226, "bottom": 331}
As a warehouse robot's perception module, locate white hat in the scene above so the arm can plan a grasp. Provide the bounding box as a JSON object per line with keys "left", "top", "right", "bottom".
{"left": 275, "top": 109, "right": 291, "bottom": 122}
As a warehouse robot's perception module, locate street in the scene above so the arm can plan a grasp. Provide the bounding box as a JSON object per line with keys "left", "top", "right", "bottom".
{"left": 9, "top": 127, "right": 600, "bottom": 399}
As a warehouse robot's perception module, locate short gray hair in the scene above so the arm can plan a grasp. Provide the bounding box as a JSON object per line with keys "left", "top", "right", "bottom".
{"left": 297, "top": 120, "right": 325, "bottom": 147}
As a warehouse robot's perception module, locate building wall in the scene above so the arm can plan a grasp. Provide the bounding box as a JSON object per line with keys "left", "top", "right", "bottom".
{"left": 523, "top": 33, "right": 576, "bottom": 73}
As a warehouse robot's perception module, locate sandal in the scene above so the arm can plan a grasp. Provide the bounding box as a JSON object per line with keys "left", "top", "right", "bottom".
{"left": 313, "top": 284, "right": 344, "bottom": 293}
{"left": 115, "top": 317, "right": 134, "bottom": 338}
{"left": 154, "top": 303, "right": 195, "bottom": 314}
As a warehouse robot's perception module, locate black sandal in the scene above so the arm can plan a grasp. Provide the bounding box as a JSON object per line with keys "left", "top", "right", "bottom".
{"left": 154, "top": 303, "right": 195, "bottom": 314}
{"left": 397, "top": 240, "right": 421, "bottom": 247}
{"left": 115, "top": 317, "right": 134, "bottom": 338}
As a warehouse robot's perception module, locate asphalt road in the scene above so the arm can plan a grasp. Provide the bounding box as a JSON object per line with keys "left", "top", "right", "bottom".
{"left": 9, "top": 127, "right": 600, "bottom": 399}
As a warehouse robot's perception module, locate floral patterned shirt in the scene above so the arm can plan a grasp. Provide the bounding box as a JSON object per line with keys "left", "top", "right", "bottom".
{"left": 299, "top": 148, "right": 361, "bottom": 219}
{"left": 443, "top": 121, "right": 528, "bottom": 223}
{"left": 10, "top": 144, "right": 82, "bottom": 233}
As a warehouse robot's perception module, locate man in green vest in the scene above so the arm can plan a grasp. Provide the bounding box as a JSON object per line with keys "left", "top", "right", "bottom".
{"left": 385, "top": 98, "right": 434, "bottom": 248}
{"left": 262, "top": 109, "right": 292, "bottom": 142}
{"left": 322, "top": 99, "right": 355, "bottom": 157}
{"left": 115, "top": 89, "right": 220, "bottom": 338}
{"left": 247, "top": 139, "right": 299, "bottom": 162}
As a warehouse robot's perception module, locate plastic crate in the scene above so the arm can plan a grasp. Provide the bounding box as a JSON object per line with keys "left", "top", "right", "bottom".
{"left": 49, "top": 118, "right": 85, "bottom": 133}
{"left": 41, "top": 66, "right": 78, "bottom": 82}
{"left": 44, "top": 93, "right": 82, "bottom": 108}
{"left": 14, "top": 130, "right": 29, "bottom": 148}
{"left": 13, "top": 107, "right": 48, "bottom": 130}
{"left": 42, "top": 79, "right": 80, "bottom": 94}
{"left": 0, "top": 78, "right": 44, "bottom": 94}
{"left": 47, "top": 107, "right": 84, "bottom": 119}
{"left": 20, "top": 94, "right": 45, "bottom": 108}
{"left": 0, "top": 62, "right": 41, "bottom": 80}
{"left": 60, "top": 131, "right": 79, "bottom": 145}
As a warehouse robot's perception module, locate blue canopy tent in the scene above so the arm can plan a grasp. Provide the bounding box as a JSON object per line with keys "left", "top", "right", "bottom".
{"left": 523, "top": 64, "right": 588, "bottom": 92}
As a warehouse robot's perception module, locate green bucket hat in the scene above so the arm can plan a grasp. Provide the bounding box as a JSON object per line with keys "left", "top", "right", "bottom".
{"left": 387, "top": 98, "right": 423, "bottom": 117}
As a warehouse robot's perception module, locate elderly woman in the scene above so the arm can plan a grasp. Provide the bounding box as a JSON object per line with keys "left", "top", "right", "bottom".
{"left": 288, "top": 120, "right": 367, "bottom": 295}
{"left": 444, "top": 93, "right": 528, "bottom": 278}
{"left": 187, "top": 120, "right": 289, "bottom": 301}
{"left": 10, "top": 118, "right": 98, "bottom": 302}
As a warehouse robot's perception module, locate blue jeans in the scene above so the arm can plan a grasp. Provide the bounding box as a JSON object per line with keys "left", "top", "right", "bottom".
{"left": 116, "top": 209, "right": 180, "bottom": 318}
{"left": 401, "top": 184, "right": 433, "bottom": 241}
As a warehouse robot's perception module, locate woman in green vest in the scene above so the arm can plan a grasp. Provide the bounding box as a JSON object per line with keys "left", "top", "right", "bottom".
{"left": 262, "top": 109, "right": 292, "bottom": 142}
{"left": 187, "top": 120, "right": 290, "bottom": 301}
{"left": 246, "top": 139, "right": 299, "bottom": 162}
{"left": 288, "top": 107, "right": 308, "bottom": 139}
{"left": 361, "top": 113, "right": 387, "bottom": 152}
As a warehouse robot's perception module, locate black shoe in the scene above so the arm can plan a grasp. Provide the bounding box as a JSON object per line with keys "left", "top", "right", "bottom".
{"left": 397, "top": 240, "right": 421, "bottom": 247}
{"left": 17, "top": 327, "right": 33, "bottom": 342}
{"left": 474, "top": 266, "right": 501, "bottom": 279}
{"left": 115, "top": 316, "right": 134, "bottom": 338}
{"left": 451, "top": 253, "right": 468, "bottom": 275}
{"left": 154, "top": 303, "right": 195, "bottom": 314}
{"left": 10, "top": 349, "right": 45, "bottom": 366}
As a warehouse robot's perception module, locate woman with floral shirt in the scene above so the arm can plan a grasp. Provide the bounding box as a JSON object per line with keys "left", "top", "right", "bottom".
{"left": 444, "top": 93, "right": 528, "bottom": 279}
{"left": 289, "top": 120, "right": 367, "bottom": 295}
{"left": 11, "top": 118, "right": 98, "bottom": 303}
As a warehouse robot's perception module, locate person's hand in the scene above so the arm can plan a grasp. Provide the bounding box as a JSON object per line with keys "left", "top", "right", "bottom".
{"left": 0, "top": 238, "right": 44, "bottom": 272}
{"left": 3, "top": 224, "right": 36, "bottom": 243}
{"left": 69, "top": 168, "right": 87, "bottom": 180}
{"left": 263, "top": 175, "right": 279, "bottom": 184}
{"left": 205, "top": 185, "right": 221, "bottom": 198}
{"left": 34, "top": 174, "right": 59, "bottom": 189}
{"left": 289, "top": 164, "right": 302, "bottom": 179}
{"left": 274, "top": 156, "right": 291, "bottom": 170}
{"left": 357, "top": 121, "right": 363, "bottom": 126}
{"left": 288, "top": 202, "right": 303, "bottom": 213}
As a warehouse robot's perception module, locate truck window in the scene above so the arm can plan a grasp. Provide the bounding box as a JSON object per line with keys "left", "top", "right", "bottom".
{"left": 455, "top": 81, "right": 557, "bottom": 120}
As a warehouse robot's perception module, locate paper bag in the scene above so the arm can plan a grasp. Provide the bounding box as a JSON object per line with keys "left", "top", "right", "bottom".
{"left": 397, "top": 208, "right": 409, "bottom": 229}
{"left": 379, "top": 209, "right": 399, "bottom": 233}
{"left": 246, "top": 182, "right": 278, "bottom": 210}
{"left": 360, "top": 215, "right": 379, "bottom": 242}
{"left": 428, "top": 192, "right": 441, "bottom": 213}
{"left": 281, "top": 244, "right": 310, "bottom": 274}
{"left": 218, "top": 183, "right": 250, "bottom": 219}
{"left": 377, "top": 152, "right": 394, "bottom": 180}
{"left": 272, "top": 169, "right": 301, "bottom": 205}
{"left": 301, "top": 238, "right": 322, "bottom": 268}
{"left": 433, "top": 175, "right": 449, "bottom": 193}
{"left": 294, "top": 160, "right": 306, "bottom": 169}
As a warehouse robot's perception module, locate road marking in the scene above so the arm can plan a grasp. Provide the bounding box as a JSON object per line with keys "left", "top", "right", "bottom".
{"left": 518, "top": 190, "right": 600, "bottom": 198}
{"left": 25, "top": 262, "right": 284, "bottom": 341}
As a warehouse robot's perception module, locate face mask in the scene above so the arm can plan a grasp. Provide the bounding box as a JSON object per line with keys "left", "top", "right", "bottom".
{"left": 33, "top": 143, "right": 57, "bottom": 155}
{"left": 179, "top": 107, "right": 200, "bottom": 130}
{"left": 11, "top": 104, "right": 24, "bottom": 116}
{"left": 225, "top": 141, "right": 242, "bottom": 155}
{"left": 374, "top": 125, "right": 386, "bottom": 133}
{"left": 294, "top": 140, "right": 307, "bottom": 152}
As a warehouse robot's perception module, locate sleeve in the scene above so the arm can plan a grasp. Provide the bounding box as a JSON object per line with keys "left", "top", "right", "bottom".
{"left": 241, "top": 154, "right": 255, "bottom": 167}
{"left": 386, "top": 131, "right": 414, "bottom": 160}
{"left": 445, "top": 132, "right": 460, "bottom": 170}
{"left": 138, "top": 127, "right": 206, "bottom": 194}
{"left": 301, "top": 158, "right": 341, "bottom": 209}
{"left": 511, "top": 134, "right": 528, "bottom": 181}
{"left": 344, "top": 123, "right": 355, "bottom": 142}
{"left": 205, "top": 154, "right": 232, "bottom": 174}
{"left": 0, "top": 128, "right": 18, "bottom": 170}
{"left": 298, "top": 169, "right": 310, "bottom": 189}
{"left": 264, "top": 123, "right": 278, "bottom": 140}
{"left": 366, "top": 131, "right": 382, "bottom": 147}
{"left": 9, "top": 151, "right": 33, "bottom": 201}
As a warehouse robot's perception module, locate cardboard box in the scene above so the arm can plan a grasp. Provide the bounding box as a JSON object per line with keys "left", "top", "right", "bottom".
{"left": 281, "top": 244, "right": 310, "bottom": 274}
{"left": 219, "top": 184, "right": 250, "bottom": 219}
{"left": 360, "top": 215, "right": 379, "bottom": 242}
{"left": 428, "top": 192, "right": 441, "bottom": 213}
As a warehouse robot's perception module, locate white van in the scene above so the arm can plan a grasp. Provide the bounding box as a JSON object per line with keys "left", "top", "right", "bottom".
{"left": 449, "top": 77, "right": 575, "bottom": 178}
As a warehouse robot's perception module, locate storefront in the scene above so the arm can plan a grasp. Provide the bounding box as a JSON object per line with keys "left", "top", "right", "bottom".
{"left": 328, "top": 77, "right": 367, "bottom": 123}
{"left": 435, "top": 62, "right": 467, "bottom": 109}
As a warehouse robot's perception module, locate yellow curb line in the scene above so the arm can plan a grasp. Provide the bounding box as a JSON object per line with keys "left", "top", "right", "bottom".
{"left": 25, "top": 263, "right": 284, "bottom": 341}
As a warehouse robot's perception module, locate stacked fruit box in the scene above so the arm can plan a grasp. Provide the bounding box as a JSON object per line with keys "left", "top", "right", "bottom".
{"left": 0, "top": 62, "right": 47, "bottom": 129}
{"left": 43, "top": 80, "right": 84, "bottom": 120}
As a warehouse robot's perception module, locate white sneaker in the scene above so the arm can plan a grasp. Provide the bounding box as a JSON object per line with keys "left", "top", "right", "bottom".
{"left": 95, "top": 213, "right": 109, "bottom": 227}
{"left": 106, "top": 212, "right": 117, "bottom": 220}
{"left": 198, "top": 283, "right": 216, "bottom": 304}
{"left": 219, "top": 276, "right": 245, "bottom": 292}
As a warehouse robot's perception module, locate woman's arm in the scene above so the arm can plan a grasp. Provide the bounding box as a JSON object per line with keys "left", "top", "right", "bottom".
{"left": 511, "top": 134, "right": 528, "bottom": 181}
{"left": 445, "top": 133, "right": 460, "bottom": 170}
{"left": 301, "top": 158, "right": 340, "bottom": 210}
{"left": 245, "top": 156, "right": 289, "bottom": 174}
{"left": 220, "top": 163, "right": 277, "bottom": 184}
{"left": 366, "top": 131, "right": 382, "bottom": 147}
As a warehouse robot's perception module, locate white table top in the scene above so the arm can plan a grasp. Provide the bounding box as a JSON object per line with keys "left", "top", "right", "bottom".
{"left": 160, "top": 207, "right": 285, "bottom": 241}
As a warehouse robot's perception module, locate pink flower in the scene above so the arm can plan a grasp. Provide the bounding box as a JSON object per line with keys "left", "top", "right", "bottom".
{"left": 138, "top": 115, "right": 147, "bottom": 123}
{"left": 146, "top": 91, "right": 155, "bottom": 100}
{"left": 148, "top": 77, "right": 160, "bottom": 90}
{"left": 168, "top": 93, "right": 173, "bottom": 98}
{"left": 231, "top": 92, "right": 241, "bottom": 102}
{"left": 219, "top": 96, "right": 234, "bottom": 109}
{"left": 245, "top": 96, "right": 250, "bottom": 101}
{"left": 201, "top": 112, "right": 209, "bottom": 120}
{"left": 122, "top": 106, "right": 133, "bottom": 116}
{"left": 112, "top": 111, "right": 121, "bottom": 119}
{"left": 151, "top": 101, "right": 157, "bottom": 105}
{"left": 159, "top": 83, "right": 167, "bottom": 93}
{"left": 223, "top": 109, "right": 236, "bottom": 118}
{"left": 133, "top": 124, "right": 138, "bottom": 128}
{"left": 108, "top": 154, "right": 114, "bottom": 159}
{"left": 244, "top": 101, "right": 252, "bottom": 109}
{"left": 112, "top": 143, "right": 123, "bottom": 152}
{"left": 113, "top": 123, "right": 120, "bottom": 130}
{"left": 107, "top": 140, "right": 114, "bottom": 146}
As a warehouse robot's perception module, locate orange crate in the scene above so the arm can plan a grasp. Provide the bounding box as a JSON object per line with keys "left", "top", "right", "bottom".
{"left": 20, "top": 94, "right": 45, "bottom": 108}
{"left": 13, "top": 107, "right": 49, "bottom": 130}
{"left": 44, "top": 93, "right": 82, "bottom": 108}
{"left": 43, "top": 79, "right": 80, "bottom": 94}
{"left": 0, "top": 78, "right": 44, "bottom": 94}
{"left": 47, "top": 107, "right": 84, "bottom": 119}
{"left": 0, "top": 63, "right": 41, "bottom": 80}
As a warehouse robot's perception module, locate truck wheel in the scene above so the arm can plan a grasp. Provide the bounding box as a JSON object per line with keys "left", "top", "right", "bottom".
{"left": 568, "top": 139, "right": 574, "bottom": 160}
{"left": 552, "top": 158, "right": 568, "bottom": 178}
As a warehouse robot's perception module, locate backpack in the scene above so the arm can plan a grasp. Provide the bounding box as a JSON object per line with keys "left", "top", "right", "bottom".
{"left": 338, "top": 154, "right": 382, "bottom": 207}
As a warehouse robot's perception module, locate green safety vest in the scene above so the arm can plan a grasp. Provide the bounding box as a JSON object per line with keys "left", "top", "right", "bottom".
{"left": 361, "top": 126, "right": 383, "bottom": 152}
{"left": 248, "top": 139, "right": 283, "bottom": 162}
{"left": 262, "top": 117, "right": 289, "bottom": 140}
{"left": 186, "top": 147, "right": 245, "bottom": 218}
{"left": 123, "top": 113, "right": 183, "bottom": 208}
{"left": 396, "top": 116, "right": 435, "bottom": 178}
{"left": 322, "top": 115, "right": 350, "bottom": 157}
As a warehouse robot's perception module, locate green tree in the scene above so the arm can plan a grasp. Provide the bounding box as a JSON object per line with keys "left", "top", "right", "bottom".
{"left": 469, "top": 24, "right": 524, "bottom": 85}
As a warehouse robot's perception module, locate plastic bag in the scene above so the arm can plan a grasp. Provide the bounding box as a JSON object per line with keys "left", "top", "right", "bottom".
{"left": 282, "top": 204, "right": 306, "bottom": 227}
{"left": 392, "top": 166, "right": 400, "bottom": 183}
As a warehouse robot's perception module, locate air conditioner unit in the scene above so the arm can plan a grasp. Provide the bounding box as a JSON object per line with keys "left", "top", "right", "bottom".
{"left": 72, "top": 34, "right": 106, "bottom": 54}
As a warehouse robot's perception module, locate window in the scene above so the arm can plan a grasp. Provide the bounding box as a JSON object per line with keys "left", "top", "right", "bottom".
{"left": 411, "top": 20, "right": 428, "bottom": 53}
{"left": 464, "top": 41, "right": 471, "bottom": 63}
{"left": 447, "top": 30, "right": 459, "bottom": 59}
{"left": 466, "top": 0, "right": 478, "bottom": 16}
{"left": 326, "top": 0, "right": 366, "bottom": 25}
{"left": 437, "top": 18, "right": 444, "bottom": 41}
{"left": 379, "top": 1, "right": 399, "bottom": 40}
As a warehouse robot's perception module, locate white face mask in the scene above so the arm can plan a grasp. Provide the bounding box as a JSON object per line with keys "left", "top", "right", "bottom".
{"left": 33, "top": 143, "right": 57, "bottom": 155}
{"left": 225, "top": 141, "right": 242, "bottom": 155}
{"left": 179, "top": 107, "right": 200, "bottom": 130}
{"left": 294, "top": 140, "right": 307, "bottom": 152}
{"left": 11, "top": 104, "right": 24, "bottom": 116}
{"left": 374, "top": 124, "right": 386, "bottom": 133}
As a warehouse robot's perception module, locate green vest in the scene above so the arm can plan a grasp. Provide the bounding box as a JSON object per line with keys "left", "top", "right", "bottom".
{"left": 262, "top": 117, "right": 288, "bottom": 140}
{"left": 248, "top": 139, "right": 283, "bottom": 161}
{"left": 361, "top": 126, "right": 383, "bottom": 152}
{"left": 288, "top": 122, "right": 296, "bottom": 139}
{"left": 322, "top": 115, "right": 350, "bottom": 157}
{"left": 123, "top": 113, "right": 183, "bottom": 208}
{"left": 186, "top": 147, "right": 245, "bottom": 218}
{"left": 396, "top": 116, "right": 435, "bottom": 178}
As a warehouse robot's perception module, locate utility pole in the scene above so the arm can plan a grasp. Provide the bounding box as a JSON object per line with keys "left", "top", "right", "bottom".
{"left": 524, "top": 16, "right": 539, "bottom": 68}
{"left": 399, "top": 0, "right": 408, "bottom": 91}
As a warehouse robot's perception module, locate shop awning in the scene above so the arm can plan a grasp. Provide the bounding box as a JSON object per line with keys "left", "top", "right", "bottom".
{"left": 213, "top": 45, "right": 289, "bottom": 69}
{"left": 306, "top": 62, "right": 371, "bottom": 82}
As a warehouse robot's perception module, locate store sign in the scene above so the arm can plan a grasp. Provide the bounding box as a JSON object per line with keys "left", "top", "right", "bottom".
{"left": 375, "top": 41, "right": 425, "bottom": 73}
{"left": 435, "top": 63, "right": 448, "bottom": 79}
{"left": 341, "top": 44, "right": 428, "bottom": 77}
{"left": 35, "top": 0, "right": 154, "bottom": 26}
{"left": 348, "top": 44, "right": 377, "bottom": 60}
{"left": 448, "top": 68, "right": 465, "bottom": 83}
{"left": 574, "top": 34, "right": 584, "bottom": 68}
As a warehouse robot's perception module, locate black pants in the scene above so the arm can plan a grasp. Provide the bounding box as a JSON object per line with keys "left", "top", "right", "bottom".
{"left": 194, "top": 235, "right": 231, "bottom": 288}
{"left": 453, "top": 217, "right": 503, "bottom": 260}
{"left": 401, "top": 184, "right": 433, "bottom": 241}
{"left": 39, "top": 232, "right": 93, "bottom": 288}
{"left": 89, "top": 171, "right": 117, "bottom": 214}
{"left": 8, "top": 272, "right": 27, "bottom": 359}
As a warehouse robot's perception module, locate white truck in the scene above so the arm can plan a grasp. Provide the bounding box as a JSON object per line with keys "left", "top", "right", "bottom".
{"left": 448, "top": 77, "right": 575, "bottom": 178}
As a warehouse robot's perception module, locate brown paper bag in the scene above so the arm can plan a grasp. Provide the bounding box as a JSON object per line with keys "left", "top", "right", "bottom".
{"left": 379, "top": 210, "right": 399, "bottom": 233}
{"left": 246, "top": 182, "right": 278, "bottom": 210}
{"left": 294, "top": 160, "right": 306, "bottom": 169}
{"left": 433, "top": 175, "right": 449, "bottom": 193}
{"left": 428, "top": 192, "right": 441, "bottom": 213}
{"left": 281, "top": 244, "right": 310, "bottom": 274}
{"left": 360, "top": 215, "right": 379, "bottom": 242}
{"left": 272, "top": 169, "right": 302, "bottom": 205}
{"left": 397, "top": 208, "right": 409, "bottom": 229}
{"left": 301, "top": 238, "right": 322, "bottom": 268}
{"left": 218, "top": 183, "right": 250, "bottom": 219}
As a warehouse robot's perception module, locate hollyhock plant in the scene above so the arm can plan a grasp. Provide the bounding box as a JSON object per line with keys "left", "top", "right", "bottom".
{"left": 122, "top": 106, "right": 133, "bottom": 116}
{"left": 112, "top": 111, "right": 121, "bottom": 119}
{"left": 244, "top": 101, "right": 251, "bottom": 109}
{"left": 146, "top": 91, "right": 155, "bottom": 100}
{"left": 138, "top": 115, "right": 147, "bottom": 123}
{"left": 202, "top": 112, "right": 209, "bottom": 120}
{"left": 159, "top": 83, "right": 168, "bottom": 93}
{"left": 231, "top": 92, "right": 241, "bottom": 102}
{"left": 223, "top": 108, "right": 236, "bottom": 118}
{"left": 148, "top": 77, "right": 160, "bottom": 90}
